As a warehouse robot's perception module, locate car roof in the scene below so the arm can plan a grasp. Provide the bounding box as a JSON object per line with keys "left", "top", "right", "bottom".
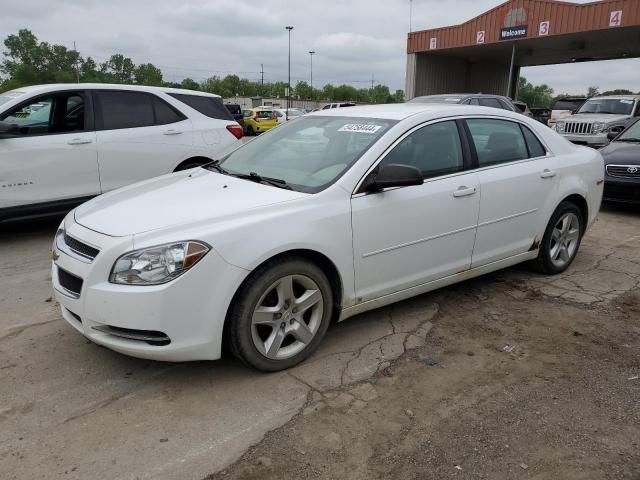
{"left": 590, "top": 95, "right": 640, "bottom": 100}
{"left": 415, "top": 93, "right": 509, "bottom": 99}
{"left": 307, "top": 102, "right": 523, "bottom": 121}
{"left": 2, "top": 83, "right": 221, "bottom": 98}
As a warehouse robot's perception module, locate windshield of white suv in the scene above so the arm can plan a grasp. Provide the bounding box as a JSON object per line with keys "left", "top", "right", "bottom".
{"left": 577, "top": 98, "right": 635, "bottom": 115}
{"left": 218, "top": 116, "right": 397, "bottom": 193}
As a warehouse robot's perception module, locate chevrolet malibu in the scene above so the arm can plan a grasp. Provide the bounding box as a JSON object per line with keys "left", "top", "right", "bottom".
{"left": 52, "top": 104, "right": 604, "bottom": 371}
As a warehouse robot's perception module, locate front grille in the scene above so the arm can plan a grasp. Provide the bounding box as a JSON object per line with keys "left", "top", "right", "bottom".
{"left": 63, "top": 233, "right": 100, "bottom": 260}
{"left": 606, "top": 164, "right": 640, "bottom": 179}
{"left": 564, "top": 122, "right": 593, "bottom": 135}
{"left": 58, "top": 268, "right": 83, "bottom": 297}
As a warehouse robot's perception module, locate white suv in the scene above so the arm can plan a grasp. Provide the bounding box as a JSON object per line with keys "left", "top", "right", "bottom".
{"left": 0, "top": 84, "right": 243, "bottom": 222}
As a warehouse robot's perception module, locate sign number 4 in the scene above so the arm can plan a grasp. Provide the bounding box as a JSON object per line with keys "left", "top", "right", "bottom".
{"left": 539, "top": 21, "right": 550, "bottom": 36}
{"left": 610, "top": 10, "right": 622, "bottom": 27}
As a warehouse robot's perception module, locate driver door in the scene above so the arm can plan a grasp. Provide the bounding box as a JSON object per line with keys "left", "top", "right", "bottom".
{"left": 0, "top": 91, "right": 100, "bottom": 210}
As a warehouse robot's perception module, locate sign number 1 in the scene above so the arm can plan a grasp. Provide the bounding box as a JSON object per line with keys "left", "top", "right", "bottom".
{"left": 539, "top": 21, "right": 550, "bottom": 36}
{"left": 429, "top": 37, "right": 437, "bottom": 49}
{"left": 610, "top": 10, "right": 622, "bottom": 27}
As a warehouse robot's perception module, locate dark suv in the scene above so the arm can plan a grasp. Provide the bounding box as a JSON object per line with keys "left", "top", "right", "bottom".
{"left": 600, "top": 118, "right": 640, "bottom": 204}
{"left": 224, "top": 103, "right": 244, "bottom": 128}
{"left": 409, "top": 94, "right": 516, "bottom": 111}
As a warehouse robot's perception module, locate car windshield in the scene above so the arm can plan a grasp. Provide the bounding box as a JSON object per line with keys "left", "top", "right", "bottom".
{"left": 0, "top": 90, "right": 27, "bottom": 106}
{"left": 219, "top": 116, "right": 397, "bottom": 193}
{"left": 617, "top": 121, "right": 640, "bottom": 141}
{"left": 552, "top": 99, "right": 586, "bottom": 111}
{"left": 577, "top": 98, "right": 635, "bottom": 115}
{"left": 409, "top": 96, "right": 462, "bottom": 104}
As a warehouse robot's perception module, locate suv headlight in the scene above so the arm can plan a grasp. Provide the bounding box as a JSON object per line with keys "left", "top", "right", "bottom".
{"left": 592, "top": 122, "right": 605, "bottom": 134}
{"left": 110, "top": 241, "right": 210, "bottom": 285}
{"left": 556, "top": 121, "right": 565, "bottom": 133}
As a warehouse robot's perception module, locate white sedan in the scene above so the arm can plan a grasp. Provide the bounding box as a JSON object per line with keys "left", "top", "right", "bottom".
{"left": 52, "top": 104, "right": 604, "bottom": 371}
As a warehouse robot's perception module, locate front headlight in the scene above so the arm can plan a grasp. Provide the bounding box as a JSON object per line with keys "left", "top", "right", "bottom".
{"left": 110, "top": 241, "right": 210, "bottom": 285}
{"left": 556, "top": 121, "right": 566, "bottom": 133}
{"left": 592, "top": 122, "right": 605, "bottom": 134}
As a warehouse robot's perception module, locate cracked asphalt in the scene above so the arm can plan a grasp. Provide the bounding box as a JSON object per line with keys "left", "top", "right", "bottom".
{"left": 1, "top": 205, "right": 639, "bottom": 480}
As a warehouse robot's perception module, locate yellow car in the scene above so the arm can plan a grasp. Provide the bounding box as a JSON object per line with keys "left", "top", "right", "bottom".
{"left": 243, "top": 108, "right": 278, "bottom": 136}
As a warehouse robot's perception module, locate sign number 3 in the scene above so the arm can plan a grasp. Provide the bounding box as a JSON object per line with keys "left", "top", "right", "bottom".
{"left": 539, "top": 21, "right": 550, "bottom": 36}
{"left": 610, "top": 10, "right": 622, "bottom": 27}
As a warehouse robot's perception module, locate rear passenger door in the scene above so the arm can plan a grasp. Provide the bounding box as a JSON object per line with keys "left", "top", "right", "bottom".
{"left": 93, "top": 90, "right": 192, "bottom": 192}
{"left": 464, "top": 118, "right": 558, "bottom": 268}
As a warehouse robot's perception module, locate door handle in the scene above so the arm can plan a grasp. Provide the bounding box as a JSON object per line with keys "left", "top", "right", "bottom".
{"left": 540, "top": 169, "right": 556, "bottom": 179}
{"left": 67, "top": 138, "right": 93, "bottom": 145}
{"left": 453, "top": 186, "right": 477, "bottom": 198}
{"left": 164, "top": 129, "right": 183, "bottom": 135}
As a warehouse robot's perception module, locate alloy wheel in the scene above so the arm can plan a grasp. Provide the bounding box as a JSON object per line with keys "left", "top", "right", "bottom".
{"left": 549, "top": 212, "right": 580, "bottom": 269}
{"left": 251, "top": 274, "right": 324, "bottom": 360}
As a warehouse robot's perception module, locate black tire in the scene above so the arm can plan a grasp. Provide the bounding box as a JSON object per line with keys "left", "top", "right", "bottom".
{"left": 227, "top": 257, "right": 333, "bottom": 372}
{"left": 246, "top": 126, "right": 255, "bottom": 136}
{"left": 174, "top": 161, "right": 204, "bottom": 172}
{"left": 532, "top": 201, "right": 584, "bottom": 275}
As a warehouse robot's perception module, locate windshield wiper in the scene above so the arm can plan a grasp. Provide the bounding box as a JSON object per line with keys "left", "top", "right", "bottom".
{"left": 229, "top": 171, "right": 293, "bottom": 190}
{"left": 204, "top": 160, "right": 228, "bottom": 174}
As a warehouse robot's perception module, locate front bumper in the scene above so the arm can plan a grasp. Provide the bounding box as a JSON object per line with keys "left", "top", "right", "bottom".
{"left": 52, "top": 216, "right": 249, "bottom": 362}
{"left": 603, "top": 178, "right": 640, "bottom": 204}
{"left": 561, "top": 132, "right": 608, "bottom": 147}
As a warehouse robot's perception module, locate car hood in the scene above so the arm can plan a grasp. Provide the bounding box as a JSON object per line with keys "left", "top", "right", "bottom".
{"left": 563, "top": 113, "right": 630, "bottom": 124}
{"left": 74, "top": 168, "right": 308, "bottom": 236}
{"left": 601, "top": 141, "right": 640, "bottom": 165}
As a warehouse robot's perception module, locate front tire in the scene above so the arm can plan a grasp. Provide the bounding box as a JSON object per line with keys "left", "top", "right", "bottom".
{"left": 227, "top": 258, "right": 333, "bottom": 372}
{"left": 533, "top": 201, "right": 584, "bottom": 275}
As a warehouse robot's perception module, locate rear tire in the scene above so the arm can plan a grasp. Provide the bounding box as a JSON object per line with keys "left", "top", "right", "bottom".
{"left": 246, "top": 126, "right": 255, "bottom": 136}
{"left": 532, "top": 201, "right": 584, "bottom": 275}
{"left": 227, "top": 257, "right": 333, "bottom": 372}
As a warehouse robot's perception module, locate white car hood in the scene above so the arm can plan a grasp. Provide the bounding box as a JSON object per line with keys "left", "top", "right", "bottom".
{"left": 74, "top": 168, "right": 308, "bottom": 236}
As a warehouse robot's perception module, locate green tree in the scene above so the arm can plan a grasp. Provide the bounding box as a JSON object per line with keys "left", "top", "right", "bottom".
{"left": 586, "top": 86, "right": 600, "bottom": 98}
{"left": 180, "top": 78, "right": 200, "bottom": 90}
{"left": 99, "top": 54, "right": 135, "bottom": 84}
{"left": 294, "top": 81, "right": 312, "bottom": 99}
{"left": 134, "top": 63, "right": 163, "bottom": 86}
{"left": 517, "top": 76, "right": 554, "bottom": 108}
{"left": 601, "top": 89, "right": 633, "bottom": 96}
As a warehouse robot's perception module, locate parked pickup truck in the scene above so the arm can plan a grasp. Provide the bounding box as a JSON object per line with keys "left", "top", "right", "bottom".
{"left": 554, "top": 95, "right": 640, "bottom": 148}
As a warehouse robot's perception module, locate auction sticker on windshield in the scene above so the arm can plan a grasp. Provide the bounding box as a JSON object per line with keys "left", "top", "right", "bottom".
{"left": 338, "top": 124, "right": 383, "bottom": 134}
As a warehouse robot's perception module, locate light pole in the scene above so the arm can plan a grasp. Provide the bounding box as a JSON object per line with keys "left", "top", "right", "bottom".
{"left": 286, "top": 26, "right": 294, "bottom": 120}
{"left": 309, "top": 50, "right": 315, "bottom": 104}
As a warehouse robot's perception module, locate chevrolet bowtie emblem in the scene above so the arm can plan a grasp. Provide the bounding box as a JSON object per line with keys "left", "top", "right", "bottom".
{"left": 52, "top": 250, "right": 60, "bottom": 261}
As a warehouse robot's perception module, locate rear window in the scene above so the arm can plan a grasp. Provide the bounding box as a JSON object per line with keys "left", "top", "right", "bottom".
{"left": 256, "top": 110, "right": 274, "bottom": 119}
{"left": 169, "top": 93, "right": 234, "bottom": 121}
{"left": 552, "top": 99, "right": 586, "bottom": 111}
{"left": 225, "top": 104, "right": 241, "bottom": 115}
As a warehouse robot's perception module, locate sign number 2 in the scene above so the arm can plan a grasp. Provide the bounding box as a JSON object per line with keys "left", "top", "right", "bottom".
{"left": 539, "top": 21, "right": 550, "bottom": 36}
{"left": 610, "top": 10, "right": 622, "bottom": 27}
{"left": 476, "top": 31, "right": 485, "bottom": 44}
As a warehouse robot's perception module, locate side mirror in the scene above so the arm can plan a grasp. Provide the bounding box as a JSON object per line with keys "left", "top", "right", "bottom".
{"left": 364, "top": 164, "right": 424, "bottom": 193}
{"left": 607, "top": 131, "right": 618, "bottom": 141}
{"left": 0, "top": 121, "right": 19, "bottom": 138}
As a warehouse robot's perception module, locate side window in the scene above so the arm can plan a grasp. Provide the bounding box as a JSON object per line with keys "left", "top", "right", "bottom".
{"left": 168, "top": 93, "right": 234, "bottom": 121}
{"left": 60, "top": 95, "right": 85, "bottom": 132}
{"left": 499, "top": 99, "right": 514, "bottom": 111}
{"left": 0, "top": 96, "right": 54, "bottom": 135}
{"left": 468, "top": 98, "right": 480, "bottom": 106}
{"left": 521, "top": 125, "right": 546, "bottom": 157}
{"left": 379, "top": 121, "right": 464, "bottom": 179}
{"left": 478, "top": 98, "right": 502, "bottom": 109}
{"left": 152, "top": 96, "right": 185, "bottom": 125}
{"left": 466, "top": 119, "right": 529, "bottom": 166}
{"left": 97, "top": 91, "right": 155, "bottom": 130}
{"left": 322, "top": 104, "right": 331, "bottom": 110}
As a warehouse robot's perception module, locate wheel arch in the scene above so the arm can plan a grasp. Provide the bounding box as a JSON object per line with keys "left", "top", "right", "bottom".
{"left": 559, "top": 193, "right": 588, "bottom": 227}
{"left": 221, "top": 248, "right": 344, "bottom": 351}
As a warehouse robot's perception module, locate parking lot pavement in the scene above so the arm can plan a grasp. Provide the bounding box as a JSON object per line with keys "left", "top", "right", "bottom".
{"left": 1, "top": 206, "right": 639, "bottom": 479}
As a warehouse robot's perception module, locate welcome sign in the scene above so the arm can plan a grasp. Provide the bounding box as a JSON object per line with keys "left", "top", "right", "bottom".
{"left": 500, "top": 24, "right": 528, "bottom": 40}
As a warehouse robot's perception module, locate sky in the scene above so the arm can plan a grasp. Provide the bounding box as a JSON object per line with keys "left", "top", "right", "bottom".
{"left": 0, "top": 0, "right": 638, "bottom": 95}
